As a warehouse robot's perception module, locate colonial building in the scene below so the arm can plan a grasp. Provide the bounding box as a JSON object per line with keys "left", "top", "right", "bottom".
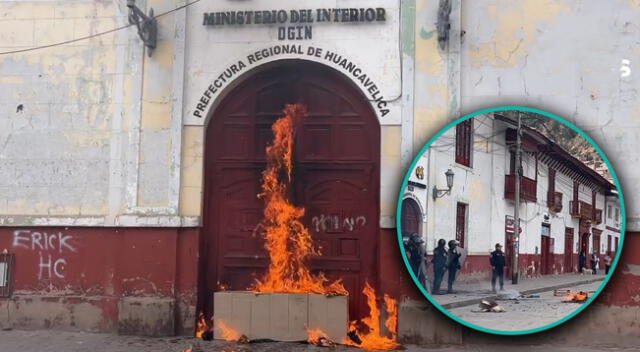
{"left": 402, "top": 113, "right": 620, "bottom": 281}
{"left": 0, "top": 0, "right": 637, "bottom": 346}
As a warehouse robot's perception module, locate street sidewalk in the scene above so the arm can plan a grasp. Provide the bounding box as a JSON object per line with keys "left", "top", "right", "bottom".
{"left": 432, "top": 273, "right": 606, "bottom": 309}
{"left": 0, "top": 329, "right": 637, "bottom": 352}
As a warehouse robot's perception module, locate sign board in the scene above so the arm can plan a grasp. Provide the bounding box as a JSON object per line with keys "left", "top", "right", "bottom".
{"left": 505, "top": 215, "right": 523, "bottom": 235}
{"left": 541, "top": 225, "right": 551, "bottom": 237}
{"left": 184, "top": 0, "right": 401, "bottom": 125}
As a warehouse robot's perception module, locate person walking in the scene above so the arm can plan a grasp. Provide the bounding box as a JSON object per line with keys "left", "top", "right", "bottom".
{"left": 446, "top": 240, "right": 462, "bottom": 294}
{"left": 431, "top": 238, "right": 448, "bottom": 295}
{"left": 490, "top": 243, "right": 506, "bottom": 293}
{"left": 591, "top": 251, "right": 599, "bottom": 275}
{"left": 579, "top": 251, "right": 586, "bottom": 274}
{"left": 604, "top": 252, "right": 612, "bottom": 275}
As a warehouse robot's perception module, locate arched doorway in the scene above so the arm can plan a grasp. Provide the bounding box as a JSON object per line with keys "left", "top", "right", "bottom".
{"left": 400, "top": 198, "right": 422, "bottom": 237}
{"left": 201, "top": 60, "right": 381, "bottom": 321}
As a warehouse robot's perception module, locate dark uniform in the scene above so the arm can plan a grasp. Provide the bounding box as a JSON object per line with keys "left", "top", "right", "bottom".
{"left": 446, "top": 240, "right": 462, "bottom": 293}
{"left": 431, "top": 239, "right": 448, "bottom": 294}
{"left": 490, "top": 247, "right": 505, "bottom": 292}
{"left": 407, "top": 234, "right": 428, "bottom": 287}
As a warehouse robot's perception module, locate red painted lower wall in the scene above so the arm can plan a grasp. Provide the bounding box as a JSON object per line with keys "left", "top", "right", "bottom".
{"left": 1, "top": 226, "right": 638, "bottom": 342}
{"left": 379, "top": 228, "right": 422, "bottom": 300}
{"left": 0, "top": 227, "right": 199, "bottom": 335}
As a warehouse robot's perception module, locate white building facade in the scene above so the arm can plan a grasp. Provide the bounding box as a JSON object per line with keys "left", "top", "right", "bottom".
{"left": 402, "top": 113, "right": 619, "bottom": 281}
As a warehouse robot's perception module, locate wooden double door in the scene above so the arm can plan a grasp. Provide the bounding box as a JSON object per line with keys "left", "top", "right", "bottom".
{"left": 202, "top": 61, "right": 381, "bottom": 321}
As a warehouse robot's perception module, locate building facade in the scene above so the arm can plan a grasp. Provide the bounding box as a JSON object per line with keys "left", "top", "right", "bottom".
{"left": 402, "top": 113, "right": 620, "bottom": 281}
{"left": 0, "top": 0, "right": 638, "bottom": 346}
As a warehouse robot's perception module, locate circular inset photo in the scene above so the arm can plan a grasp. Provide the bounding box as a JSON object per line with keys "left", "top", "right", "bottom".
{"left": 396, "top": 107, "right": 625, "bottom": 335}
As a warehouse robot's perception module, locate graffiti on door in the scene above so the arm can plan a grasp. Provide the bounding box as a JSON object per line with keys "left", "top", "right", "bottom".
{"left": 311, "top": 214, "right": 366, "bottom": 233}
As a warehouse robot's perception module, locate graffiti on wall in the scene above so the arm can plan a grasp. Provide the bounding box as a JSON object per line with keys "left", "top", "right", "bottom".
{"left": 12, "top": 230, "right": 77, "bottom": 280}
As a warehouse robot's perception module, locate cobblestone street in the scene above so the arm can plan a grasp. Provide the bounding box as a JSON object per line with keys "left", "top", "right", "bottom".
{"left": 0, "top": 329, "right": 637, "bottom": 352}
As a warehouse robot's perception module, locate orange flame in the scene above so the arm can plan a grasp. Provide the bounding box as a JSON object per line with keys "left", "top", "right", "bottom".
{"left": 563, "top": 291, "right": 588, "bottom": 302}
{"left": 307, "top": 327, "right": 328, "bottom": 344}
{"left": 343, "top": 282, "right": 400, "bottom": 351}
{"left": 383, "top": 294, "right": 398, "bottom": 339}
{"left": 216, "top": 320, "right": 241, "bottom": 341}
{"left": 195, "top": 312, "right": 209, "bottom": 339}
{"left": 252, "top": 104, "right": 347, "bottom": 295}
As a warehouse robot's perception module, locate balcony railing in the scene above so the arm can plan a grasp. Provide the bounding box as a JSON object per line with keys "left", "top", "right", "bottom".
{"left": 570, "top": 200, "right": 593, "bottom": 219}
{"left": 594, "top": 209, "right": 603, "bottom": 224}
{"left": 505, "top": 174, "right": 537, "bottom": 202}
{"left": 547, "top": 191, "right": 563, "bottom": 212}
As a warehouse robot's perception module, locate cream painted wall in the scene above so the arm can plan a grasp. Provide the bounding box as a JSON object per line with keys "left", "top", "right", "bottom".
{"left": 0, "top": 0, "right": 196, "bottom": 226}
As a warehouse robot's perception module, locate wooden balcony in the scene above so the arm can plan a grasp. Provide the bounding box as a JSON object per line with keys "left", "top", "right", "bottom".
{"left": 547, "top": 191, "right": 563, "bottom": 212}
{"left": 505, "top": 174, "right": 537, "bottom": 202}
{"left": 570, "top": 200, "right": 593, "bottom": 219}
{"left": 594, "top": 209, "right": 603, "bottom": 225}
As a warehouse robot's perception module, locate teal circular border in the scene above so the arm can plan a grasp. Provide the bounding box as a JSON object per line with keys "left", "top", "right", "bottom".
{"left": 395, "top": 106, "right": 627, "bottom": 336}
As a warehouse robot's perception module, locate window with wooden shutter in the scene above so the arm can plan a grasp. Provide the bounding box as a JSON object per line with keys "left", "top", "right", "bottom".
{"left": 456, "top": 202, "right": 467, "bottom": 248}
{"left": 455, "top": 118, "right": 473, "bottom": 167}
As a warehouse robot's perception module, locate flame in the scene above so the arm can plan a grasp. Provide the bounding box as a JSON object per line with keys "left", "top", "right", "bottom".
{"left": 252, "top": 104, "right": 347, "bottom": 295}
{"left": 307, "top": 327, "right": 328, "bottom": 344}
{"left": 383, "top": 294, "right": 398, "bottom": 339}
{"left": 343, "top": 282, "right": 400, "bottom": 351}
{"left": 563, "top": 291, "right": 588, "bottom": 302}
{"left": 216, "top": 320, "right": 241, "bottom": 341}
{"left": 195, "top": 312, "right": 209, "bottom": 339}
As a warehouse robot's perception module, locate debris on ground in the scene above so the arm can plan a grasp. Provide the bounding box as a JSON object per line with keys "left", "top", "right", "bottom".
{"left": 554, "top": 289, "right": 572, "bottom": 296}
{"left": 478, "top": 299, "right": 506, "bottom": 312}
{"left": 562, "top": 291, "right": 589, "bottom": 303}
{"left": 347, "top": 329, "right": 362, "bottom": 345}
{"left": 522, "top": 294, "right": 540, "bottom": 298}
{"left": 307, "top": 328, "right": 337, "bottom": 348}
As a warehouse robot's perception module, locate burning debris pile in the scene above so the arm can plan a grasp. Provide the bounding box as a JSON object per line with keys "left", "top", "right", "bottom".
{"left": 554, "top": 289, "right": 591, "bottom": 303}
{"left": 195, "top": 313, "right": 212, "bottom": 340}
{"left": 478, "top": 299, "right": 506, "bottom": 313}
{"left": 342, "top": 282, "right": 401, "bottom": 351}
{"left": 562, "top": 291, "right": 589, "bottom": 303}
{"left": 216, "top": 320, "right": 248, "bottom": 343}
{"left": 307, "top": 328, "right": 337, "bottom": 348}
{"left": 253, "top": 103, "right": 347, "bottom": 295}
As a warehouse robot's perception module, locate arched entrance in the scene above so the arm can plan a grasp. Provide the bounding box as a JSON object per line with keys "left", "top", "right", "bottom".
{"left": 400, "top": 198, "right": 422, "bottom": 237}
{"left": 201, "top": 60, "right": 381, "bottom": 321}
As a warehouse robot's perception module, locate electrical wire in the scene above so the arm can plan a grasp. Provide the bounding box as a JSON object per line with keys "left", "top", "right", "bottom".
{"left": 0, "top": 0, "right": 202, "bottom": 56}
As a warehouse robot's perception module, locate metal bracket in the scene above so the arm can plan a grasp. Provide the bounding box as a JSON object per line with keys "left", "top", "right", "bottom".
{"left": 437, "top": 0, "right": 452, "bottom": 51}
{"left": 432, "top": 185, "right": 452, "bottom": 200}
{"left": 127, "top": 0, "right": 157, "bottom": 57}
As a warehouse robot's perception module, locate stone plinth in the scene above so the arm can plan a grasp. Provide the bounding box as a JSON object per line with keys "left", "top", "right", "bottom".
{"left": 213, "top": 291, "right": 348, "bottom": 342}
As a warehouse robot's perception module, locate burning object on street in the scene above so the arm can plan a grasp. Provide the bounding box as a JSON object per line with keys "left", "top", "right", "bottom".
{"left": 478, "top": 299, "right": 506, "bottom": 313}
{"left": 562, "top": 291, "right": 589, "bottom": 303}
{"left": 307, "top": 328, "right": 337, "bottom": 347}
{"left": 342, "top": 282, "right": 401, "bottom": 351}
{"left": 215, "top": 320, "right": 248, "bottom": 343}
{"left": 195, "top": 313, "right": 213, "bottom": 341}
